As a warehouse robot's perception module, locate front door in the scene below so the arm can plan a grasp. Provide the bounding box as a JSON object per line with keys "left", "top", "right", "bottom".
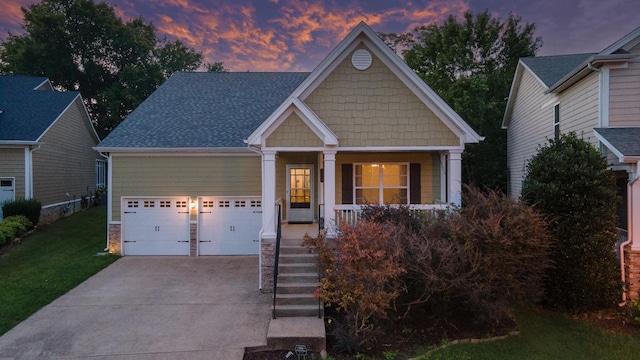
{"left": 287, "top": 165, "right": 313, "bottom": 223}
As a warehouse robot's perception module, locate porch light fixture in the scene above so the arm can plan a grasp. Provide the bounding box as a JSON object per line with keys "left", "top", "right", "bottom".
{"left": 190, "top": 200, "right": 196, "bottom": 210}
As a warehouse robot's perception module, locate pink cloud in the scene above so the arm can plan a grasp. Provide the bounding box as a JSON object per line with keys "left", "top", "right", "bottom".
{"left": 0, "top": 0, "right": 471, "bottom": 72}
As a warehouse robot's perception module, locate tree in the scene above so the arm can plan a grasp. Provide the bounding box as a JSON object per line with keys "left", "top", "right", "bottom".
{"left": 522, "top": 132, "right": 621, "bottom": 312}
{"left": 384, "top": 11, "right": 541, "bottom": 191}
{"left": 205, "top": 62, "right": 226, "bottom": 72}
{"left": 0, "top": 0, "right": 222, "bottom": 137}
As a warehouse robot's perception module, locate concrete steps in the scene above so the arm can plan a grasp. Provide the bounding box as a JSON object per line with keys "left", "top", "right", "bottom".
{"left": 266, "top": 317, "right": 326, "bottom": 353}
{"left": 274, "top": 238, "right": 322, "bottom": 318}
{"left": 265, "top": 232, "right": 325, "bottom": 353}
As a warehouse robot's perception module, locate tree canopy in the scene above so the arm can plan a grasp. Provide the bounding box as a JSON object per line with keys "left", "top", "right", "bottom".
{"left": 522, "top": 132, "right": 621, "bottom": 312}
{"left": 0, "top": 0, "right": 224, "bottom": 138}
{"left": 383, "top": 10, "right": 541, "bottom": 191}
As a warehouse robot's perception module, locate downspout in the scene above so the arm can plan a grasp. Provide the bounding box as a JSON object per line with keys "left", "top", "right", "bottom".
{"left": 587, "top": 62, "right": 601, "bottom": 73}
{"left": 619, "top": 162, "right": 638, "bottom": 306}
{"left": 25, "top": 144, "right": 41, "bottom": 200}
{"left": 247, "top": 142, "right": 264, "bottom": 290}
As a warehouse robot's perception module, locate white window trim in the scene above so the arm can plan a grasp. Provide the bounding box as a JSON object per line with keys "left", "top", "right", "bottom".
{"left": 553, "top": 103, "right": 560, "bottom": 140}
{"left": 353, "top": 162, "right": 410, "bottom": 205}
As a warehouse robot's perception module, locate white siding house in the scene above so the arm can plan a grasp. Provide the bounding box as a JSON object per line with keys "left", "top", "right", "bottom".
{"left": 502, "top": 26, "right": 640, "bottom": 302}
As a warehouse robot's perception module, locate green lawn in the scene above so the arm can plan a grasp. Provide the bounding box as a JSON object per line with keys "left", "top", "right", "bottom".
{"left": 414, "top": 309, "right": 640, "bottom": 360}
{"left": 0, "top": 207, "right": 118, "bottom": 335}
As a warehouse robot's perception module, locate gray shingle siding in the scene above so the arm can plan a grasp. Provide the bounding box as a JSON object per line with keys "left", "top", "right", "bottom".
{"left": 521, "top": 53, "right": 594, "bottom": 87}
{"left": 97, "top": 72, "right": 310, "bottom": 149}
{"left": 0, "top": 75, "right": 79, "bottom": 141}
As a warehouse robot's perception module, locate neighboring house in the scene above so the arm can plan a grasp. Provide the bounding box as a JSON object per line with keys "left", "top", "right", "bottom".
{"left": 502, "top": 26, "right": 640, "bottom": 301}
{"left": 0, "top": 75, "right": 104, "bottom": 223}
{"left": 95, "top": 22, "right": 483, "bottom": 290}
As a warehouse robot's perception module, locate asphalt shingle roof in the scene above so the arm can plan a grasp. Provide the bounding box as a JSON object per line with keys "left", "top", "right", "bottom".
{"left": 0, "top": 75, "right": 79, "bottom": 141}
{"left": 98, "top": 72, "right": 310, "bottom": 149}
{"left": 595, "top": 128, "right": 640, "bottom": 157}
{"left": 521, "top": 53, "right": 595, "bottom": 87}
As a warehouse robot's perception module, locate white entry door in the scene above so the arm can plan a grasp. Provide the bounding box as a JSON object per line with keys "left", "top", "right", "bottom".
{"left": 198, "top": 197, "right": 262, "bottom": 255}
{"left": 0, "top": 178, "right": 15, "bottom": 219}
{"left": 287, "top": 165, "right": 313, "bottom": 223}
{"left": 122, "top": 198, "right": 190, "bottom": 255}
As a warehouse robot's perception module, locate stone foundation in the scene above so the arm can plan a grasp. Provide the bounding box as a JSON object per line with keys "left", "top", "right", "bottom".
{"left": 108, "top": 223, "right": 121, "bottom": 255}
{"left": 38, "top": 201, "right": 83, "bottom": 225}
{"left": 624, "top": 246, "right": 640, "bottom": 301}
{"left": 261, "top": 240, "right": 276, "bottom": 292}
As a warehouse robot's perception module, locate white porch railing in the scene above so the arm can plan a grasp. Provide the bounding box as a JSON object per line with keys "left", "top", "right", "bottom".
{"left": 333, "top": 204, "right": 449, "bottom": 229}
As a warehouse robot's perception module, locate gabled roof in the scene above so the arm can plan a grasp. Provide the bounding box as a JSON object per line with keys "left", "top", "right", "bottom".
{"left": 248, "top": 21, "right": 483, "bottom": 146}
{"left": 520, "top": 54, "right": 595, "bottom": 87}
{"left": 97, "top": 72, "right": 309, "bottom": 150}
{"left": 503, "top": 25, "right": 640, "bottom": 129}
{"left": 594, "top": 127, "right": 640, "bottom": 162}
{"left": 100, "top": 22, "right": 482, "bottom": 152}
{"left": 0, "top": 75, "right": 84, "bottom": 143}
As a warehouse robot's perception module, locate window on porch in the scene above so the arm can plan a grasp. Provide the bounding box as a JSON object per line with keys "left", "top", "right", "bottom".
{"left": 354, "top": 163, "right": 408, "bottom": 204}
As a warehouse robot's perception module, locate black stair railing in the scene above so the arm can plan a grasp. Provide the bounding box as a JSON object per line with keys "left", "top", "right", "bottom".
{"left": 272, "top": 204, "right": 282, "bottom": 319}
{"left": 318, "top": 203, "right": 324, "bottom": 318}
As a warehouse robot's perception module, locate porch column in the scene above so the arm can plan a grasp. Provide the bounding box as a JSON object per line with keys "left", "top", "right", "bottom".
{"left": 323, "top": 149, "right": 337, "bottom": 237}
{"left": 448, "top": 150, "right": 462, "bottom": 206}
{"left": 262, "top": 150, "right": 277, "bottom": 239}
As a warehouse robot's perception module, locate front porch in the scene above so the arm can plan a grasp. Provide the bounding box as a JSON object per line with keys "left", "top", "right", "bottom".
{"left": 260, "top": 150, "right": 462, "bottom": 243}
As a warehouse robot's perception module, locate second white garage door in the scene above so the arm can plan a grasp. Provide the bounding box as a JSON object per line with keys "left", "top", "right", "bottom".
{"left": 198, "top": 197, "right": 262, "bottom": 255}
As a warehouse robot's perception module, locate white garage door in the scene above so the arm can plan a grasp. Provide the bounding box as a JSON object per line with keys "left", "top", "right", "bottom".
{"left": 122, "top": 198, "right": 190, "bottom": 256}
{"left": 198, "top": 197, "right": 262, "bottom": 255}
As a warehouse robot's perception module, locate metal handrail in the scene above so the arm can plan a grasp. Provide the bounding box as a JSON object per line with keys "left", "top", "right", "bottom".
{"left": 317, "top": 203, "right": 324, "bottom": 318}
{"left": 272, "top": 204, "right": 282, "bottom": 319}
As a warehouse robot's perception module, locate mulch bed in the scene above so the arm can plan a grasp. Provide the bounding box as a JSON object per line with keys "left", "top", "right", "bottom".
{"left": 244, "top": 308, "right": 518, "bottom": 360}
{"left": 245, "top": 305, "right": 640, "bottom": 360}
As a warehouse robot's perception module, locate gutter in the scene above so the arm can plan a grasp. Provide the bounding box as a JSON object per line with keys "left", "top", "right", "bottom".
{"left": 619, "top": 161, "right": 638, "bottom": 307}
{"left": 547, "top": 53, "right": 632, "bottom": 94}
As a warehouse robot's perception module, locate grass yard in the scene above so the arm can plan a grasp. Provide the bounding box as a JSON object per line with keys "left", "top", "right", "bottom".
{"left": 0, "top": 207, "right": 118, "bottom": 336}
{"left": 414, "top": 309, "right": 640, "bottom": 360}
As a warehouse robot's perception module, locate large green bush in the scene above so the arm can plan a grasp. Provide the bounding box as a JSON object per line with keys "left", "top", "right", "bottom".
{"left": 2, "top": 199, "right": 41, "bottom": 226}
{"left": 522, "top": 132, "right": 621, "bottom": 312}
{"left": 0, "top": 215, "right": 33, "bottom": 245}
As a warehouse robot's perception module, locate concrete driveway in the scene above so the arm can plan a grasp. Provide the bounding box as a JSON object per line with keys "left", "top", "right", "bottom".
{"left": 0, "top": 256, "right": 271, "bottom": 359}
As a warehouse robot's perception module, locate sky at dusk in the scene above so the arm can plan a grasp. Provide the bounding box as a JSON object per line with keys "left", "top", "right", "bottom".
{"left": 0, "top": 0, "right": 638, "bottom": 72}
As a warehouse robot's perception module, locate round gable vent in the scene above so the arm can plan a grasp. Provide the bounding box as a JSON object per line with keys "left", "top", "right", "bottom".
{"left": 351, "top": 49, "right": 372, "bottom": 70}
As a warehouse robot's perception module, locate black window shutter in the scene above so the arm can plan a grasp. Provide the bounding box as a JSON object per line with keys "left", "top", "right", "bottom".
{"left": 410, "top": 163, "right": 421, "bottom": 204}
{"left": 342, "top": 164, "right": 353, "bottom": 204}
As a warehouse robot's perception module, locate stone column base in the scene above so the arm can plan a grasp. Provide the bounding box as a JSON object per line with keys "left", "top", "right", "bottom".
{"left": 108, "top": 223, "right": 121, "bottom": 255}
{"left": 624, "top": 246, "right": 640, "bottom": 301}
{"left": 261, "top": 239, "right": 276, "bottom": 293}
{"left": 190, "top": 223, "right": 197, "bottom": 256}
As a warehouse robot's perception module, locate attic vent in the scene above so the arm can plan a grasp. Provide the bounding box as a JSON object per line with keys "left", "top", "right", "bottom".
{"left": 351, "top": 49, "right": 372, "bottom": 70}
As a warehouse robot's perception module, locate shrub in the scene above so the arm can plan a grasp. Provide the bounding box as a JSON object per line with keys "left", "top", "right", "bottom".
{"left": 522, "top": 132, "right": 621, "bottom": 312}
{"left": 629, "top": 300, "right": 640, "bottom": 326}
{"left": 309, "top": 187, "right": 551, "bottom": 349}
{"left": 304, "top": 221, "right": 404, "bottom": 349}
{"left": 0, "top": 215, "right": 33, "bottom": 245}
{"left": 391, "top": 187, "right": 551, "bottom": 324}
{"left": 2, "top": 199, "right": 41, "bottom": 226}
